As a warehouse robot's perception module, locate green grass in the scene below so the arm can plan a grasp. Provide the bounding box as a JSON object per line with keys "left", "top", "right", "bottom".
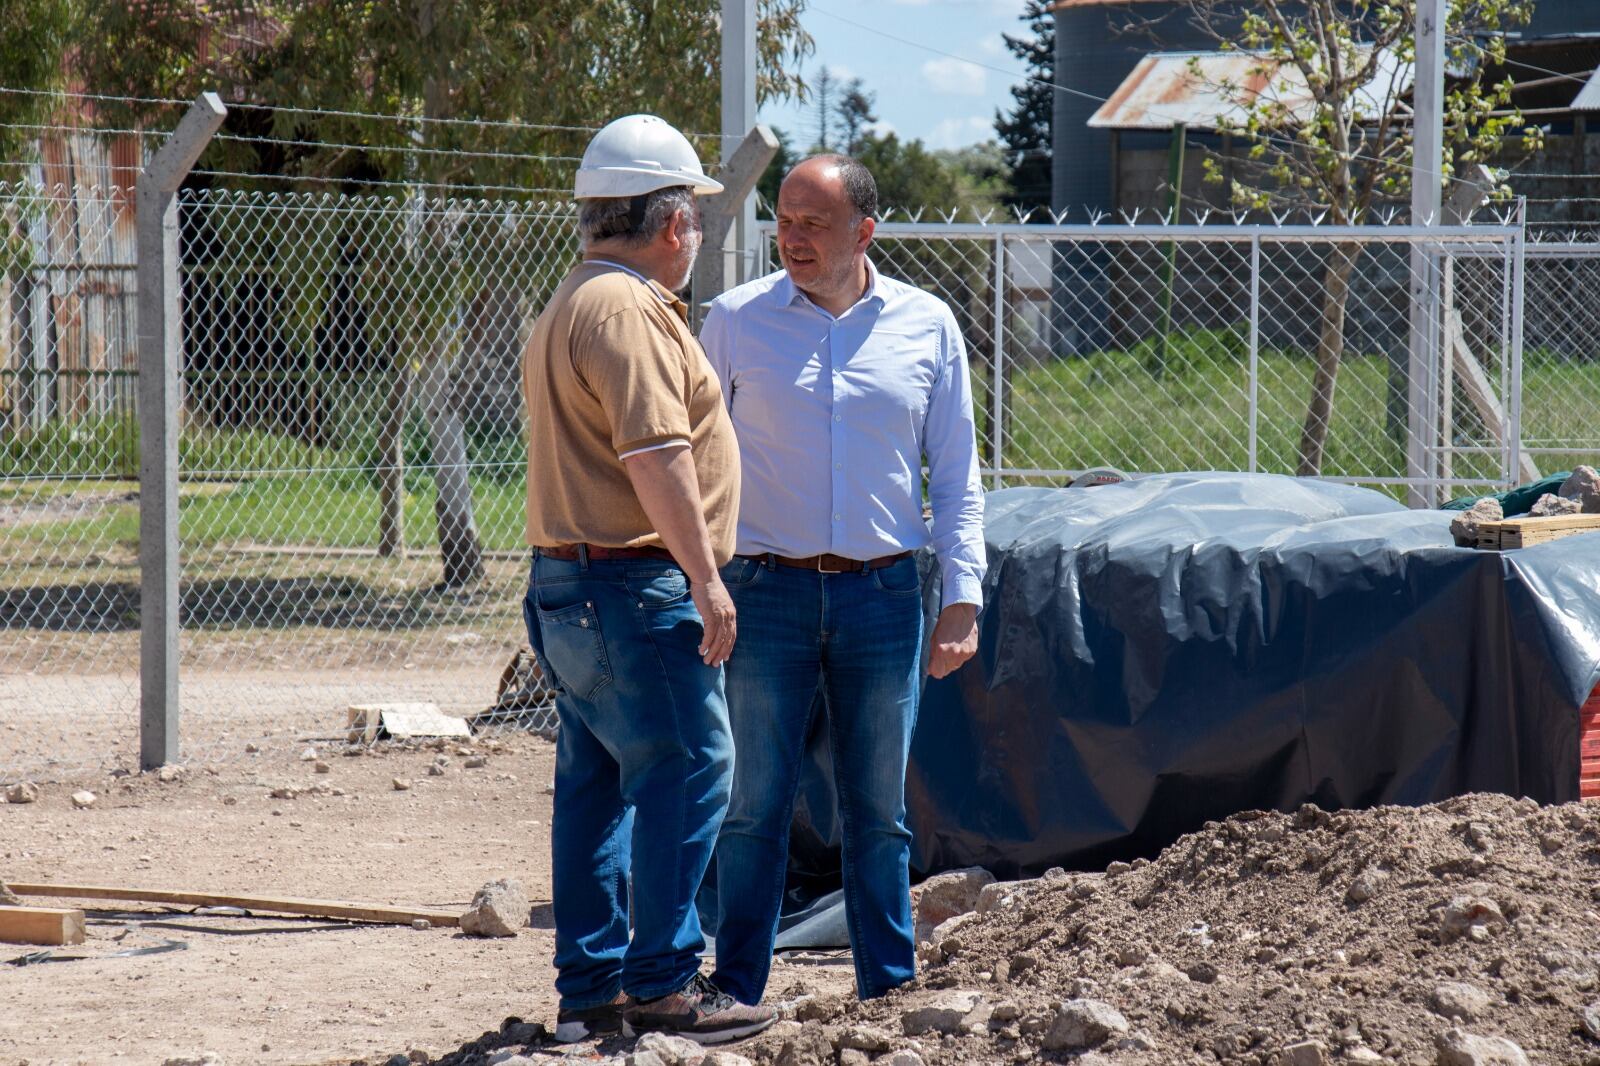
{"left": 4, "top": 336, "right": 1596, "bottom": 559}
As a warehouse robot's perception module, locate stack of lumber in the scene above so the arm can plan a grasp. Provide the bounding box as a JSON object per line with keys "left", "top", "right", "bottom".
{"left": 1476, "top": 513, "right": 1600, "bottom": 550}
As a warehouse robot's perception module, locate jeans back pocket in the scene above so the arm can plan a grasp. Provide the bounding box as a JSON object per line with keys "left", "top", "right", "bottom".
{"left": 536, "top": 600, "right": 613, "bottom": 701}
{"left": 624, "top": 568, "right": 691, "bottom": 609}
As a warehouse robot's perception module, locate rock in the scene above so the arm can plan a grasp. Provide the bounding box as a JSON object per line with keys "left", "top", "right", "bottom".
{"left": 312, "top": 760, "right": 330, "bottom": 774}
{"left": 912, "top": 867, "right": 995, "bottom": 941}
{"left": 459, "top": 878, "right": 529, "bottom": 937}
{"left": 1530, "top": 492, "right": 1582, "bottom": 517}
{"left": 70, "top": 790, "right": 96, "bottom": 809}
{"left": 1581, "top": 1002, "right": 1600, "bottom": 1042}
{"left": 392, "top": 778, "right": 412, "bottom": 791}
{"left": 428, "top": 763, "right": 447, "bottom": 777}
{"left": 1433, "top": 1028, "right": 1529, "bottom": 1066}
{"left": 1041, "top": 999, "right": 1129, "bottom": 1051}
{"left": 388, "top": 1056, "right": 417, "bottom": 1066}
{"left": 1105, "top": 860, "right": 1132, "bottom": 877}
{"left": 156, "top": 764, "right": 183, "bottom": 783}
{"left": 928, "top": 911, "right": 979, "bottom": 957}
{"left": 464, "top": 756, "right": 488, "bottom": 769}
{"left": 270, "top": 786, "right": 298, "bottom": 800}
{"left": 1560, "top": 465, "right": 1600, "bottom": 512}
{"left": 1283, "top": 1040, "right": 1328, "bottom": 1066}
{"left": 900, "top": 990, "right": 984, "bottom": 1035}
{"left": 1182, "top": 961, "right": 1220, "bottom": 984}
{"left": 772, "top": 1026, "right": 834, "bottom": 1066}
{"left": 1346, "top": 1050, "right": 1384, "bottom": 1064}
{"left": 299, "top": 747, "right": 318, "bottom": 761}
{"left": 410, "top": 919, "right": 431, "bottom": 930}
{"left": 161, "top": 1055, "right": 222, "bottom": 1066}
{"left": 836, "top": 1026, "right": 895, "bottom": 1053}
{"left": 1440, "top": 896, "right": 1507, "bottom": 943}
{"left": 6, "top": 782, "right": 39, "bottom": 804}
{"left": 836, "top": 1052, "right": 870, "bottom": 1066}
{"left": 627, "top": 1032, "right": 702, "bottom": 1066}
{"left": 976, "top": 879, "right": 1027, "bottom": 913}
{"left": 875, "top": 1053, "right": 925, "bottom": 1066}
{"left": 244, "top": 743, "right": 260, "bottom": 753}
{"left": 1115, "top": 1031, "right": 1159, "bottom": 1052}
{"left": 485, "top": 1055, "right": 536, "bottom": 1066}
{"left": 1450, "top": 497, "right": 1503, "bottom": 547}
{"left": 700, "top": 1053, "right": 755, "bottom": 1066}
{"left": 1431, "top": 982, "right": 1492, "bottom": 1022}
{"left": 1347, "top": 869, "right": 1389, "bottom": 904}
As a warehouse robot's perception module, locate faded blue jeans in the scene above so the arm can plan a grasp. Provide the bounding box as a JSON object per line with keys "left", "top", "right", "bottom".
{"left": 523, "top": 551, "right": 734, "bottom": 1010}
{"left": 711, "top": 554, "right": 924, "bottom": 1002}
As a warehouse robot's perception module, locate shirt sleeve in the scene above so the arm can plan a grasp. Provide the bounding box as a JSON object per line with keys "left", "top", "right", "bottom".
{"left": 574, "top": 306, "right": 693, "bottom": 457}
{"left": 699, "top": 298, "right": 735, "bottom": 411}
{"left": 924, "top": 303, "right": 987, "bottom": 610}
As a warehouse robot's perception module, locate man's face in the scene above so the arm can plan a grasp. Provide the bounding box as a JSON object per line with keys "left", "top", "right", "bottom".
{"left": 776, "top": 162, "right": 865, "bottom": 297}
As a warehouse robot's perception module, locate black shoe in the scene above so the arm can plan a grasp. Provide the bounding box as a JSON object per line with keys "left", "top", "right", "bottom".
{"left": 555, "top": 991, "right": 626, "bottom": 1043}
{"left": 622, "top": 972, "right": 776, "bottom": 1044}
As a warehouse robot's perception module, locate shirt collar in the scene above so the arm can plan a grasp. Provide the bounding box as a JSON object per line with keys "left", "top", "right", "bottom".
{"left": 778, "top": 257, "right": 885, "bottom": 315}
{"left": 582, "top": 257, "right": 683, "bottom": 309}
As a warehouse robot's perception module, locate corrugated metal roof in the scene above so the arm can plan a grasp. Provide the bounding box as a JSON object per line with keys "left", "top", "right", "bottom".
{"left": 1570, "top": 67, "right": 1600, "bottom": 110}
{"left": 1089, "top": 48, "right": 1414, "bottom": 131}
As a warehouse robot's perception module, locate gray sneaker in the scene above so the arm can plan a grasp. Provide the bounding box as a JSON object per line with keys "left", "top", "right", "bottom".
{"left": 622, "top": 972, "right": 776, "bottom": 1044}
{"left": 555, "top": 991, "right": 626, "bottom": 1043}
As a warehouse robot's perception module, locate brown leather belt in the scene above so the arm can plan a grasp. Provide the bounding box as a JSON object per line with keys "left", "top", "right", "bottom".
{"left": 744, "top": 551, "right": 912, "bottom": 574}
{"left": 539, "top": 544, "right": 676, "bottom": 563}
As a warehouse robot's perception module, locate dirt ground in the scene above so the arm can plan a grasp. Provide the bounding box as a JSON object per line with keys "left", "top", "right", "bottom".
{"left": 0, "top": 734, "right": 854, "bottom": 1066}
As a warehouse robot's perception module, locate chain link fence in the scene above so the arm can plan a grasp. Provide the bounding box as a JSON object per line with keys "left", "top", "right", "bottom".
{"left": 4, "top": 171, "right": 1597, "bottom": 779}
{"left": 761, "top": 222, "right": 1537, "bottom": 495}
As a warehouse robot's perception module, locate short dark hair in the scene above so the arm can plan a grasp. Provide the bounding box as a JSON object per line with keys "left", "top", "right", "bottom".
{"left": 798, "top": 153, "right": 877, "bottom": 221}
{"left": 577, "top": 185, "right": 697, "bottom": 247}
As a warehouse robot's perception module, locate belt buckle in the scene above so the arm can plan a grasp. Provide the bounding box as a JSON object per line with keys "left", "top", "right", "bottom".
{"left": 815, "top": 555, "right": 844, "bottom": 574}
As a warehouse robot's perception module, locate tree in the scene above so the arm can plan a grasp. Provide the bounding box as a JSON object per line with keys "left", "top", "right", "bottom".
{"left": 812, "top": 65, "right": 837, "bottom": 151}
{"left": 1179, "top": 0, "right": 1537, "bottom": 476}
{"left": 0, "top": 0, "right": 72, "bottom": 163}
{"left": 994, "top": 0, "right": 1054, "bottom": 212}
{"left": 63, "top": 0, "right": 813, "bottom": 587}
{"left": 836, "top": 76, "right": 878, "bottom": 154}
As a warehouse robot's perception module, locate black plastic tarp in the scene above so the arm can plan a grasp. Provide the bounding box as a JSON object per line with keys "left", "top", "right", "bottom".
{"left": 779, "top": 473, "right": 1600, "bottom": 895}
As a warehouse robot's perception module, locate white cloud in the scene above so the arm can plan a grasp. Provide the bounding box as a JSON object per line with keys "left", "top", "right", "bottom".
{"left": 978, "top": 35, "right": 1008, "bottom": 59}
{"left": 927, "top": 116, "right": 994, "bottom": 150}
{"left": 921, "top": 56, "right": 987, "bottom": 96}
{"left": 864, "top": 119, "right": 898, "bottom": 139}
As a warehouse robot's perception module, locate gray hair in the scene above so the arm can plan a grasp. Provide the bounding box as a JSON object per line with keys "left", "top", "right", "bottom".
{"left": 578, "top": 185, "right": 697, "bottom": 247}
{"left": 799, "top": 153, "right": 878, "bottom": 222}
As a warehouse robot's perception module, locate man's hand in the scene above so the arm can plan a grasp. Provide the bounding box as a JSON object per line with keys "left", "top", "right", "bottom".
{"left": 692, "top": 575, "right": 737, "bottom": 667}
{"left": 928, "top": 602, "right": 978, "bottom": 679}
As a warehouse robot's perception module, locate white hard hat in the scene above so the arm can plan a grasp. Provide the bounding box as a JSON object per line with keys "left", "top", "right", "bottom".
{"left": 574, "top": 114, "right": 724, "bottom": 199}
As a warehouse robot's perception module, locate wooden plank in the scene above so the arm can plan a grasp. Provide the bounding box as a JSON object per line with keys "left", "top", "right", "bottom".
{"left": 7, "top": 884, "right": 459, "bottom": 927}
{"left": 1491, "top": 514, "right": 1600, "bottom": 533}
{"left": 0, "top": 905, "right": 86, "bottom": 946}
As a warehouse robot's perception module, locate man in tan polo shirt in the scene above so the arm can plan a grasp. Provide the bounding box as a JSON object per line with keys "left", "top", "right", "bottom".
{"left": 521, "top": 114, "right": 774, "bottom": 1046}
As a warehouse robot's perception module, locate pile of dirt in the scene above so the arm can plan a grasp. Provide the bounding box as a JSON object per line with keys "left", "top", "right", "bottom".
{"left": 740, "top": 794, "right": 1600, "bottom": 1065}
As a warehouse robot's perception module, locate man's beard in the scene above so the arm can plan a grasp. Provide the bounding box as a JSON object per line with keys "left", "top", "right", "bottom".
{"left": 668, "top": 229, "right": 702, "bottom": 292}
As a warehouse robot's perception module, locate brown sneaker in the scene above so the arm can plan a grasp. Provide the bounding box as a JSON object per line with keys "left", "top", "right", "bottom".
{"left": 622, "top": 972, "right": 776, "bottom": 1044}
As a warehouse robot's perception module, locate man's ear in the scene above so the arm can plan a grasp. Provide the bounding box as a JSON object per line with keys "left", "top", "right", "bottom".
{"left": 856, "top": 214, "right": 876, "bottom": 252}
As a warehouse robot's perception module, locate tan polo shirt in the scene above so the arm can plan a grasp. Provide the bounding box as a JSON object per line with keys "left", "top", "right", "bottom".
{"left": 522, "top": 260, "right": 739, "bottom": 565}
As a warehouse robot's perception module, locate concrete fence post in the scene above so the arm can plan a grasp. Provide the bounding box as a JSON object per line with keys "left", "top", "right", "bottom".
{"left": 137, "top": 92, "right": 226, "bottom": 771}
{"left": 693, "top": 125, "right": 779, "bottom": 323}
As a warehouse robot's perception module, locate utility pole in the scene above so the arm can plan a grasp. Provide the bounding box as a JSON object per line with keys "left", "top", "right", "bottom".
{"left": 1407, "top": 0, "right": 1446, "bottom": 507}
{"left": 721, "top": 0, "right": 758, "bottom": 289}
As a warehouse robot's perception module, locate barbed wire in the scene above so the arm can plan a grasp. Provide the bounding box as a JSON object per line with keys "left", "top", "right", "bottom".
{"left": 188, "top": 168, "right": 571, "bottom": 196}
{"left": 0, "top": 84, "right": 735, "bottom": 142}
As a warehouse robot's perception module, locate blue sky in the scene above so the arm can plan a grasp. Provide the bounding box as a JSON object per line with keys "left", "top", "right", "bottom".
{"left": 756, "top": 1, "right": 1038, "bottom": 152}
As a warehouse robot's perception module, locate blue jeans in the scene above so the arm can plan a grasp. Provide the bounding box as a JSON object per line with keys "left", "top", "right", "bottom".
{"left": 523, "top": 551, "right": 734, "bottom": 1010}
{"left": 711, "top": 555, "right": 924, "bottom": 1002}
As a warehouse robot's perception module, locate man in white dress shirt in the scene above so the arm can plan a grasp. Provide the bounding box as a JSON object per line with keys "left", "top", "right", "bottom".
{"left": 700, "top": 154, "right": 986, "bottom": 1002}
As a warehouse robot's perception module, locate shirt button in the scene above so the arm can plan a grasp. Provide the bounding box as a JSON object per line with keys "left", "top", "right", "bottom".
{"left": 835, "top": 462, "right": 843, "bottom": 470}
{"left": 834, "top": 414, "right": 842, "bottom": 422}
{"left": 833, "top": 513, "right": 842, "bottom": 521}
